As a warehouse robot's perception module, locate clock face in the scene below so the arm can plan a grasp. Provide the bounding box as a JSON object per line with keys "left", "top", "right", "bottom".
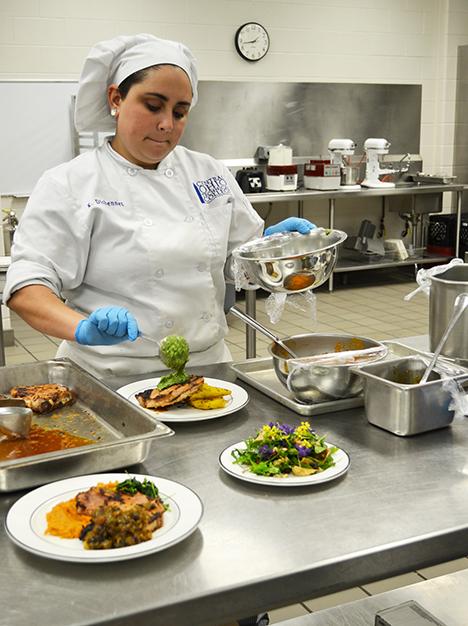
{"left": 235, "top": 22, "right": 270, "bottom": 62}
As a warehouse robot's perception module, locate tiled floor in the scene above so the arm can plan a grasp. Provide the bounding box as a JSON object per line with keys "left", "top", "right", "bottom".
{"left": 4, "top": 267, "right": 468, "bottom": 624}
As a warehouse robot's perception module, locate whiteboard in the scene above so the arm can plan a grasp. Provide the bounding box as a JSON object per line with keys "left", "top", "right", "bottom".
{"left": 0, "top": 81, "right": 78, "bottom": 196}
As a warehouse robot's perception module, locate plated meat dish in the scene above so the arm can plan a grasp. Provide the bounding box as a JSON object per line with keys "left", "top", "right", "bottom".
{"left": 9, "top": 383, "right": 75, "bottom": 414}
{"left": 136, "top": 375, "right": 204, "bottom": 409}
{"left": 76, "top": 483, "right": 165, "bottom": 532}
{"left": 46, "top": 478, "right": 166, "bottom": 550}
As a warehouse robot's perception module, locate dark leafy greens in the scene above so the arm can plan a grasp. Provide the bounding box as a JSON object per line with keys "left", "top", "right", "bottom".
{"left": 232, "top": 421, "right": 337, "bottom": 477}
{"left": 116, "top": 477, "right": 159, "bottom": 499}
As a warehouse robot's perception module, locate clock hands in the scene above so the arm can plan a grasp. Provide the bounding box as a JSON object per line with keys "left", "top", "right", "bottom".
{"left": 243, "top": 36, "right": 260, "bottom": 44}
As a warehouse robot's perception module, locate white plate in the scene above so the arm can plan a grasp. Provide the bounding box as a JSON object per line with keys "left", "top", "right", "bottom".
{"left": 117, "top": 377, "right": 249, "bottom": 423}
{"left": 5, "top": 473, "right": 203, "bottom": 563}
{"left": 219, "top": 441, "right": 350, "bottom": 487}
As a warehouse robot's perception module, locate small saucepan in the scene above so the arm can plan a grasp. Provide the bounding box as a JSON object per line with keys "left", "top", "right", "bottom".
{"left": 269, "top": 333, "right": 388, "bottom": 403}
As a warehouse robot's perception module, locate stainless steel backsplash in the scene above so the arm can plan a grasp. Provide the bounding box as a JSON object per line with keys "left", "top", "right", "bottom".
{"left": 180, "top": 81, "right": 422, "bottom": 159}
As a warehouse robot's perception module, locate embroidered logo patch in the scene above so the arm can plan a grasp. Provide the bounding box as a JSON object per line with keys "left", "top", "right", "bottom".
{"left": 193, "top": 176, "right": 230, "bottom": 204}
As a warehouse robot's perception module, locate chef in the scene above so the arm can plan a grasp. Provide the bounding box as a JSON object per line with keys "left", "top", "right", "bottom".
{"left": 3, "top": 33, "right": 314, "bottom": 378}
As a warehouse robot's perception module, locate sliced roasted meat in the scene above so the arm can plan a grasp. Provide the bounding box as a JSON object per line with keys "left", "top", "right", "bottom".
{"left": 77, "top": 483, "right": 165, "bottom": 549}
{"left": 135, "top": 375, "right": 204, "bottom": 409}
{"left": 9, "top": 383, "right": 75, "bottom": 414}
{"left": 76, "top": 484, "right": 165, "bottom": 533}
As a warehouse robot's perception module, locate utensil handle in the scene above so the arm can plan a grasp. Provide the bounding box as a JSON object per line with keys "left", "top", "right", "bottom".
{"left": 138, "top": 332, "right": 160, "bottom": 346}
{"left": 229, "top": 306, "right": 281, "bottom": 344}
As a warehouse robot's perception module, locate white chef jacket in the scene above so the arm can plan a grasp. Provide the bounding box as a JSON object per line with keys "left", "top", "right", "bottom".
{"left": 4, "top": 140, "right": 263, "bottom": 378}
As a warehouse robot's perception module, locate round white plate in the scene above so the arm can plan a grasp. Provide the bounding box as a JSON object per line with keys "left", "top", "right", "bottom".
{"left": 5, "top": 473, "right": 203, "bottom": 563}
{"left": 219, "top": 441, "right": 350, "bottom": 487}
{"left": 117, "top": 377, "right": 249, "bottom": 423}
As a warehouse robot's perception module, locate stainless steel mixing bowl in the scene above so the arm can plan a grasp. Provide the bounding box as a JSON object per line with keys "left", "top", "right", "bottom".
{"left": 269, "top": 333, "right": 388, "bottom": 403}
{"left": 232, "top": 228, "right": 347, "bottom": 294}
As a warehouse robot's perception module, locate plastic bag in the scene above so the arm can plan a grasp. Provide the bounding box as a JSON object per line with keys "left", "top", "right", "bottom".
{"left": 231, "top": 257, "right": 259, "bottom": 291}
{"left": 265, "top": 289, "right": 317, "bottom": 325}
{"left": 442, "top": 376, "right": 468, "bottom": 418}
{"left": 404, "top": 258, "right": 464, "bottom": 301}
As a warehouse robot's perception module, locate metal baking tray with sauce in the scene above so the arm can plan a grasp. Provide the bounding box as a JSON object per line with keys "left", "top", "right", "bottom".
{"left": 0, "top": 359, "right": 173, "bottom": 492}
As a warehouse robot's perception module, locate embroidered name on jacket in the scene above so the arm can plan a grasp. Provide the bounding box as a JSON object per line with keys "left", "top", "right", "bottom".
{"left": 193, "top": 176, "right": 230, "bottom": 204}
{"left": 87, "top": 198, "right": 125, "bottom": 208}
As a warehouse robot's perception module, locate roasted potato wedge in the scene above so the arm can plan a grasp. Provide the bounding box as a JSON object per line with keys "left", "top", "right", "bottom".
{"left": 189, "top": 397, "right": 228, "bottom": 410}
{"left": 291, "top": 466, "right": 319, "bottom": 476}
{"left": 189, "top": 384, "right": 232, "bottom": 400}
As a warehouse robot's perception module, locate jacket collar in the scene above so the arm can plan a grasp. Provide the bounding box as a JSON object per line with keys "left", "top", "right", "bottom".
{"left": 104, "top": 138, "right": 174, "bottom": 171}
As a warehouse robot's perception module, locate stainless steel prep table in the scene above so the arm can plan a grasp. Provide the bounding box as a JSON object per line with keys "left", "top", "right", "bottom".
{"left": 240, "top": 183, "right": 466, "bottom": 359}
{"left": 245, "top": 183, "right": 466, "bottom": 278}
{"left": 1, "top": 354, "right": 468, "bottom": 626}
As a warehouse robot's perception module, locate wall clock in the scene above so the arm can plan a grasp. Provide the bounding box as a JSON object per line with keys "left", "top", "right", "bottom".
{"left": 235, "top": 22, "right": 270, "bottom": 62}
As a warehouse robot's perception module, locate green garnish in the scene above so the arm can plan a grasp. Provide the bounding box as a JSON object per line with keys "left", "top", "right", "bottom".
{"left": 116, "top": 477, "right": 159, "bottom": 499}
{"left": 157, "top": 335, "right": 190, "bottom": 390}
{"left": 157, "top": 371, "right": 190, "bottom": 390}
{"left": 232, "top": 420, "right": 337, "bottom": 477}
{"left": 159, "top": 335, "right": 189, "bottom": 370}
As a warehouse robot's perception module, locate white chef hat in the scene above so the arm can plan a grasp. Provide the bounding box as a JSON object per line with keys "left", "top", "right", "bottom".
{"left": 74, "top": 33, "right": 198, "bottom": 132}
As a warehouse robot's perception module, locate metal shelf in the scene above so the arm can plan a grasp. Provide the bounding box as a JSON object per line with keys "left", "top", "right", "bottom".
{"left": 335, "top": 253, "right": 451, "bottom": 273}
{"left": 246, "top": 182, "right": 466, "bottom": 292}
{"left": 245, "top": 182, "right": 465, "bottom": 204}
{"left": 241, "top": 183, "right": 466, "bottom": 357}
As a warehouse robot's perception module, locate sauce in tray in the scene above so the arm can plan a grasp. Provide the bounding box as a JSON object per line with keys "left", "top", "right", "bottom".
{"left": 0, "top": 425, "right": 94, "bottom": 460}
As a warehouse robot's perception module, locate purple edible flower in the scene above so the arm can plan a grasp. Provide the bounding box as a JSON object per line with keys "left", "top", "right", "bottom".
{"left": 258, "top": 444, "right": 274, "bottom": 459}
{"left": 295, "top": 444, "right": 312, "bottom": 458}
{"left": 279, "top": 423, "right": 295, "bottom": 435}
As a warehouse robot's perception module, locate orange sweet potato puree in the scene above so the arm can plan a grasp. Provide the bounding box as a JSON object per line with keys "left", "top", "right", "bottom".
{"left": 46, "top": 497, "right": 91, "bottom": 538}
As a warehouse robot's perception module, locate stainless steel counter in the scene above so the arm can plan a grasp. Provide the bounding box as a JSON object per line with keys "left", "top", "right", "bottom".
{"left": 246, "top": 182, "right": 466, "bottom": 293}
{"left": 1, "top": 354, "right": 468, "bottom": 626}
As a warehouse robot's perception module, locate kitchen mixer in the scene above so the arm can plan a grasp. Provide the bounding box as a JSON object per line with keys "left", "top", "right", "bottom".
{"left": 361, "top": 138, "right": 395, "bottom": 188}
{"left": 328, "top": 138, "right": 361, "bottom": 190}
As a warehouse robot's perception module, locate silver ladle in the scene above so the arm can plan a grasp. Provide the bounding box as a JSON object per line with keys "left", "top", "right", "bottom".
{"left": 420, "top": 292, "right": 468, "bottom": 384}
{"left": 229, "top": 305, "right": 299, "bottom": 359}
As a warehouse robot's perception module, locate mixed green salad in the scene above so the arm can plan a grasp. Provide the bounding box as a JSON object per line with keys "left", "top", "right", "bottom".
{"left": 232, "top": 421, "right": 337, "bottom": 477}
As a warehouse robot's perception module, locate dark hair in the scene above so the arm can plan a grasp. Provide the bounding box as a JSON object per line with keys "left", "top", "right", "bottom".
{"left": 117, "top": 65, "right": 160, "bottom": 99}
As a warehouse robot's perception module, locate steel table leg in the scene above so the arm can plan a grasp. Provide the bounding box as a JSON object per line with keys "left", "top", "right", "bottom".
{"left": 455, "top": 190, "right": 462, "bottom": 258}
{"left": 328, "top": 198, "right": 335, "bottom": 292}
{"left": 298, "top": 199, "right": 304, "bottom": 219}
{"left": 0, "top": 301, "right": 6, "bottom": 367}
{"left": 245, "top": 289, "right": 257, "bottom": 359}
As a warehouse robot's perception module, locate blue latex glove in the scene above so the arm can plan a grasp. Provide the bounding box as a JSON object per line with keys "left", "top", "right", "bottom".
{"left": 75, "top": 306, "right": 139, "bottom": 346}
{"left": 264, "top": 217, "right": 316, "bottom": 236}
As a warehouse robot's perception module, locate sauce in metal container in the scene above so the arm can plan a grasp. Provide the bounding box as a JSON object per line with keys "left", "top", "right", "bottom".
{"left": 0, "top": 425, "right": 94, "bottom": 460}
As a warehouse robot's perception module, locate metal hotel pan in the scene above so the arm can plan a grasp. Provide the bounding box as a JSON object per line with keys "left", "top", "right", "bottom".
{"left": 0, "top": 358, "right": 173, "bottom": 492}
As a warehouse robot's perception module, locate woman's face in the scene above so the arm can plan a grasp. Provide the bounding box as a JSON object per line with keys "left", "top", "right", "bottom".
{"left": 108, "top": 65, "right": 193, "bottom": 168}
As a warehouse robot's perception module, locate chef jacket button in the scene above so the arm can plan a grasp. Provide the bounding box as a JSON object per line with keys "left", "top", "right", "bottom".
{"left": 165, "top": 168, "right": 174, "bottom": 178}
{"left": 197, "top": 263, "right": 207, "bottom": 272}
{"left": 127, "top": 167, "right": 138, "bottom": 176}
{"left": 185, "top": 215, "right": 194, "bottom": 223}
{"left": 144, "top": 218, "right": 153, "bottom": 226}
{"left": 200, "top": 312, "right": 211, "bottom": 321}
{"left": 165, "top": 320, "right": 174, "bottom": 329}
{"left": 155, "top": 268, "right": 164, "bottom": 278}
